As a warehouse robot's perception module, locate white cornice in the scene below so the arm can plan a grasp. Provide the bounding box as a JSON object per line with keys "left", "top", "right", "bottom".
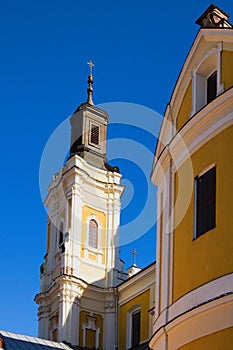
{"left": 65, "top": 155, "right": 122, "bottom": 184}
{"left": 150, "top": 292, "right": 233, "bottom": 349}
{"left": 152, "top": 89, "right": 233, "bottom": 182}
{"left": 118, "top": 264, "right": 155, "bottom": 306}
{"left": 152, "top": 273, "right": 233, "bottom": 336}
{"left": 170, "top": 89, "right": 233, "bottom": 170}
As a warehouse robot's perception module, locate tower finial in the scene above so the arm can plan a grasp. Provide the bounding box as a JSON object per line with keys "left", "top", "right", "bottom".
{"left": 131, "top": 248, "right": 138, "bottom": 266}
{"left": 87, "top": 59, "right": 94, "bottom": 105}
{"left": 87, "top": 59, "right": 94, "bottom": 76}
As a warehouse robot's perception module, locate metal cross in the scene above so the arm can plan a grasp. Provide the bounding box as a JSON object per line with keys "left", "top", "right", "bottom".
{"left": 87, "top": 59, "right": 95, "bottom": 75}
{"left": 131, "top": 248, "right": 138, "bottom": 266}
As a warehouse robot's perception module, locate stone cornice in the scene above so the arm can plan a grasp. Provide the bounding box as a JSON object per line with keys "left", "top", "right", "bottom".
{"left": 151, "top": 88, "right": 233, "bottom": 184}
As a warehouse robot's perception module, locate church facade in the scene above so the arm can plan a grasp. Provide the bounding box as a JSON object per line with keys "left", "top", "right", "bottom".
{"left": 35, "top": 65, "right": 155, "bottom": 349}
{"left": 34, "top": 4, "right": 233, "bottom": 350}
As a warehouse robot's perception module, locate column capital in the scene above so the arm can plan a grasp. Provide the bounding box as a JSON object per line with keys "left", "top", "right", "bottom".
{"left": 56, "top": 275, "right": 87, "bottom": 302}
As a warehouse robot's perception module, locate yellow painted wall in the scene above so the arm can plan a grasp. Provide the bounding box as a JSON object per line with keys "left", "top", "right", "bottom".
{"left": 177, "top": 327, "right": 233, "bottom": 350}
{"left": 173, "top": 125, "right": 233, "bottom": 301}
{"left": 86, "top": 329, "right": 96, "bottom": 348}
{"left": 222, "top": 51, "right": 233, "bottom": 91}
{"left": 176, "top": 81, "right": 192, "bottom": 131}
{"left": 158, "top": 192, "right": 164, "bottom": 314}
{"left": 79, "top": 311, "right": 103, "bottom": 349}
{"left": 81, "top": 205, "right": 106, "bottom": 264}
{"left": 88, "top": 253, "right": 97, "bottom": 261}
{"left": 52, "top": 329, "right": 58, "bottom": 342}
{"left": 118, "top": 290, "right": 150, "bottom": 350}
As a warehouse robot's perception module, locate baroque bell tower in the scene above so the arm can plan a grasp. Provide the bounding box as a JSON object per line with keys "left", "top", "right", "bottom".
{"left": 35, "top": 62, "right": 126, "bottom": 349}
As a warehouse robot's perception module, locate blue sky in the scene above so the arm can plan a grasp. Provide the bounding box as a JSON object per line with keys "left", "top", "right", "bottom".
{"left": 0, "top": 0, "right": 232, "bottom": 338}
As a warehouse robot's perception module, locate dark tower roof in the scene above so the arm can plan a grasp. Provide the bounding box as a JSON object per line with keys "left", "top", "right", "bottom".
{"left": 196, "top": 4, "right": 233, "bottom": 28}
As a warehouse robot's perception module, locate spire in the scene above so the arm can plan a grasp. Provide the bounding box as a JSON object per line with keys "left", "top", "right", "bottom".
{"left": 87, "top": 59, "right": 94, "bottom": 105}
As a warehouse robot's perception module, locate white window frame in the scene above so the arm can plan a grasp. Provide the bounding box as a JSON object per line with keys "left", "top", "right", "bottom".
{"left": 82, "top": 315, "right": 100, "bottom": 348}
{"left": 191, "top": 44, "right": 224, "bottom": 116}
{"left": 126, "top": 304, "right": 141, "bottom": 349}
{"left": 49, "top": 314, "right": 58, "bottom": 341}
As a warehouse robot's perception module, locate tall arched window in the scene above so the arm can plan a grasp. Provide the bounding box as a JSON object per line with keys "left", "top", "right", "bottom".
{"left": 88, "top": 219, "right": 98, "bottom": 248}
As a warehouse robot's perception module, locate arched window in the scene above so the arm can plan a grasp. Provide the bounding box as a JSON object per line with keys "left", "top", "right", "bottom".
{"left": 88, "top": 219, "right": 98, "bottom": 248}
{"left": 191, "top": 44, "right": 224, "bottom": 116}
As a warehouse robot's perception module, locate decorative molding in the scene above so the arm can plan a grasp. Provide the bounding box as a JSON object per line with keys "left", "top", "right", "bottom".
{"left": 82, "top": 314, "right": 100, "bottom": 348}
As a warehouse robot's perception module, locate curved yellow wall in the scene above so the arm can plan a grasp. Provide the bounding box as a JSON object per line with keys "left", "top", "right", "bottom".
{"left": 176, "top": 81, "right": 192, "bottom": 131}
{"left": 222, "top": 51, "right": 233, "bottom": 91}
{"left": 118, "top": 289, "right": 150, "bottom": 350}
{"left": 177, "top": 327, "right": 233, "bottom": 350}
{"left": 173, "top": 125, "right": 233, "bottom": 301}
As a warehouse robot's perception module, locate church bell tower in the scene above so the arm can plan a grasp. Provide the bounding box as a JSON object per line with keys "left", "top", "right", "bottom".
{"left": 35, "top": 62, "right": 126, "bottom": 348}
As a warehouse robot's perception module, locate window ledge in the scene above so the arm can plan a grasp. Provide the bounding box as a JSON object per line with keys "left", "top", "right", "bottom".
{"left": 84, "top": 245, "right": 103, "bottom": 255}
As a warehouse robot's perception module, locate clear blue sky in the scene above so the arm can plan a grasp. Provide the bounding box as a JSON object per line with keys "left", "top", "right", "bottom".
{"left": 0, "top": 0, "right": 232, "bottom": 337}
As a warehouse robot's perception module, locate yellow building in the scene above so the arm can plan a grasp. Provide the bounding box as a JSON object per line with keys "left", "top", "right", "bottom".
{"left": 150, "top": 4, "right": 233, "bottom": 350}
{"left": 1, "top": 4, "right": 233, "bottom": 350}
{"left": 118, "top": 262, "right": 155, "bottom": 350}
{"left": 33, "top": 5, "right": 233, "bottom": 349}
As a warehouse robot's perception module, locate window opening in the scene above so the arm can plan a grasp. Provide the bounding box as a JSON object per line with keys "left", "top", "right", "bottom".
{"left": 90, "top": 125, "right": 99, "bottom": 145}
{"left": 59, "top": 222, "right": 65, "bottom": 253}
{"left": 207, "top": 71, "right": 217, "bottom": 103}
{"left": 195, "top": 166, "right": 216, "bottom": 237}
{"left": 89, "top": 219, "right": 98, "bottom": 248}
{"left": 132, "top": 310, "right": 141, "bottom": 347}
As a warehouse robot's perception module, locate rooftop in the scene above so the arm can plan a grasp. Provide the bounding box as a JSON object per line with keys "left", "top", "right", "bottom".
{"left": 0, "top": 331, "right": 72, "bottom": 350}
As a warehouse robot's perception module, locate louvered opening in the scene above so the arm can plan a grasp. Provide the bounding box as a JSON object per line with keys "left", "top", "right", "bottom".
{"left": 90, "top": 125, "right": 99, "bottom": 145}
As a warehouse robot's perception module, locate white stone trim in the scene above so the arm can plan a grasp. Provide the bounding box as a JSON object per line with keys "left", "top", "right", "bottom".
{"left": 82, "top": 214, "right": 104, "bottom": 265}
{"left": 168, "top": 294, "right": 233, "bottom": 350}
{"left": 168, "top": 92, "right": 233, "bottom": 172}
{"left": 150, "top": 293, "right": 233, "bottom": 350}
{"left": 161, "top": 29, "right": 233, "bottom": 124}
{"left": 86, "top": 214, "right": 102, "bottom": 248}
{"left": 118, "top": 281, "right": 153, "bottom": 306}
{"left": 188, "top": 114, "right": 232, "bottom": 155}
{"left": 82, "top": 315, "right": 100, "bottom": 348}
{"left": 191, "top": 43, "right": 224, "bottom": 117}
{"left": 118, "top": 264, "right": 155, "bottom": 306}
{"left": 152, "top": 273, "right": 233, "bottom": 339}
{"left": 169, "top": 273, "right": 233, "bottom": 321}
